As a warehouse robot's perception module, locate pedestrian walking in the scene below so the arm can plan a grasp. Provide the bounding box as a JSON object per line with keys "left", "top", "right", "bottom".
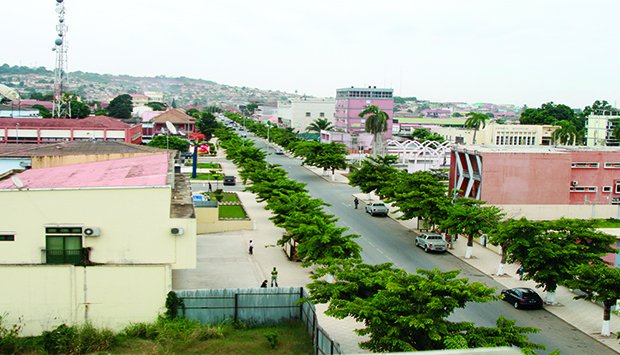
{"left": 249, "top": 240, "right": 254, "bottom": 255}
{"left": 271, "top": 267, "right": 279, "bottom": 287}
{"left": 260, "top": 280, "right": 268, "bottom": 288}
{"left": 208, "top": 182, "right": 213, "bottom": 192}
{"left": 354, "top": 197, "right": 359, "bottom": 209}
{"left": 517, "top": 265, "right": 524, "bottom": 280}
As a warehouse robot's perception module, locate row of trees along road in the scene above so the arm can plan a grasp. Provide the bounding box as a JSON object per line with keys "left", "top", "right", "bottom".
{"left": 347, "top": 128, "right": 619, "bottom": 338}
{"left": 219, "top": 112, "right": 547, "bottom": 353}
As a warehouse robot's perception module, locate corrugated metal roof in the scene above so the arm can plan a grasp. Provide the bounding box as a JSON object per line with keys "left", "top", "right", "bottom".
{"left": 0, "top": 153, "right": 169, "bottom": 189}
{"left": 0, "top": 141, "right": 165, "bottom": 157}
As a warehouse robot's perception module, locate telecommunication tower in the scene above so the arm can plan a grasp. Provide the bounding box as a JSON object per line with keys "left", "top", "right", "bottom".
{"left": 52, "top": 0, "right": 70, "bottom": 118}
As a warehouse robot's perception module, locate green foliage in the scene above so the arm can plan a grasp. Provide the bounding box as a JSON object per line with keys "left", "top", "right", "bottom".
{"left": 348, "top": 155, "right": 399, "bottom": 197}
{"left": 0, "top": 314, "right": 23, "bottom": 354}
{"left": 308, "top": 263, "right": 539, "bottom": 352}
{"left": 306, "top": 118, "right": 334, "bottom": 132}
{"left": 552, "top": 120, "right": 580, "bottom": 145}
{"left": 410, "top": 128, "right": 445, "bottom": 142}
{"left": 107, "top": 94, "right": 133, "bottom": 119}
{"left": 195, "top": 111, "right": 219, "bottom": 140}
{"left": 146, "top": 102, "right": 167, "bottom": 111}
{"left": 566, "top": 264, "right": 620, "bottom": 323}
{"left": 42, "top": 323, "right": 115, "bottom": 355}
{"left": 464, "top": 112, "right": 488, "bottom": 144}
{"left": 359, "top": 105, "right": 389, "bottom": 154}
{"left": 441, "top": 198, "right": 505, "bottom": 248}
{"left": 494, "top": 218, "right": 617, "bottom": 293}
{"left": 290, "top": 141, "right": 347, "bottom": 170}
{"left": 219, "top": 205, "right": 248, "bottom": 219}
{"left": 264, "top": 330, "right": 279, "bottom": 349}
{"left": 165, "top": 291, "right": 185, "bottom": 319}
{"left": 147, "top": 135, "right": 189, "bottom": 152}
{"left": 32, "top": 104, "right": 51, "bottom": 118}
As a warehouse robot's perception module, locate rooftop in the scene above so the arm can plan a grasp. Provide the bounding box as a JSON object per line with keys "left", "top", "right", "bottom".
{"left": 0, "top": 141, "right": 165, "bottom": 157}
{"left": 0, "top": 116, "right": 136, "bottom": 129}
{"left": 150, "top": 109, "right": 195, "bottom": 124}
{"left": 0, "top": 153, "right": 170, "bottom": 190}
{"left": 455, "top": 145, "right": 620, "bottom": 154}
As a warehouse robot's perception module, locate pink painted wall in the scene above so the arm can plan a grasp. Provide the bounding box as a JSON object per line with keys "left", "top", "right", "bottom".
{"left": 480, "top": 152, "right": 572, "bottom": 204}
{"left": 335, "top": 98, "right": 393, "bottom": 138}
{"left": 568, "top": 151, "right": 620, "bottom": 204}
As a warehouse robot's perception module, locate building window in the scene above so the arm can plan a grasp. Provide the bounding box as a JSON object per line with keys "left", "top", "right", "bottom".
{"left": 45, "top": 227, "right": 83, "bottom": 265}
{"left": 319, "top": 112, "right": 325, "bottom": 118}
{"left": 0, "top": 234, "right": 15, "bottom": 241}
{"left": 305, "top": 112, "right": 311, "bottom": 117}
{"left": 603, "top": 186, "right": 612, "bottom": 193}
{"left": 571, "top": 162, "right": 600, "bottom": 168}
{"left": 604, "top": 162, "right": 620, "bottom": 168}
{"left": 616, "top": 182, "right": 620, "bottom": 194}
{"left": 569, "top": 186, "right": 598, "bottom": 192}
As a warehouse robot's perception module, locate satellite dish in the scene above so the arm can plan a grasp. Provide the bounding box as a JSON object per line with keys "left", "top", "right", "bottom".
{"left": 0, "top": 84, "right": 20, "bottom": 102}
{"left": 11, "top": 176, "right": 24, "bottom": 189}
{"left": 165, "top": 121, "right": 178, "bottom": 135}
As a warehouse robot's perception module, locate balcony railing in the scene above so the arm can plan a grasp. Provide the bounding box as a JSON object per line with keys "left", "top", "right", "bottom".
{"left": 44, "top": 248, "right": 83, "bottom": 265}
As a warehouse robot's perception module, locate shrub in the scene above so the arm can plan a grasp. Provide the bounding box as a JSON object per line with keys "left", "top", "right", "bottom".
{"left": 165, "top": 291, "right": 185, "bottom": 319}
{"left": 42, "top": 323, "right": 115, "bottom": 355}
{"left": 0, "top": 314, "right": 23, "bottom": 354}
{"left": 264, "top": 330, "right": 279, "bottom": 349}
{"left": 123, "top": 322, "right": 158, "bottom": 340}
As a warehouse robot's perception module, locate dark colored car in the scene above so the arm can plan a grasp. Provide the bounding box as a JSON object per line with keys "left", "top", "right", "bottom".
{"left": 223, "top": 176, "right": 236, "bottom": 186}
{"left": 501, "top": 287, "right": 543, "bottom": 309}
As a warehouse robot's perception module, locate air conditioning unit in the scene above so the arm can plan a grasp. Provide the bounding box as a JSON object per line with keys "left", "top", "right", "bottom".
{"left": 571, "top": 180, "right": 578, "bottom": 186}
{"left": 171, "top": 227, "right": 185, "bottom": 236}
{"left": 83, "top": 227, "right": 101, "bottom": 237}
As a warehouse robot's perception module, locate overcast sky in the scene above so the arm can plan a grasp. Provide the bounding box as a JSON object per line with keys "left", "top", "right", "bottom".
{"left": 4, "top": 0, "right": 619, "bottom": 108}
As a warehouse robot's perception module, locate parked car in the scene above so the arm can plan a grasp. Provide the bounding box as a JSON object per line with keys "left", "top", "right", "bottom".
{"left": 223, "top": 176, "right": 236, "bottom": 186}
{"left": 415, "top": 233, "right": 447, "bottom": 253}
{"left": 274, "top": 149, "right": 284, "bottom": 155}
{"left": 501, "top": 287, "right": 543, "bottom": 309}
{"left": 365, "top": 202, "right": 389, "bottom": 217}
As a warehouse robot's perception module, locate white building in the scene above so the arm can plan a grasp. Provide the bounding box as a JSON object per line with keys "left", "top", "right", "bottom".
{"left": 431, "top": 123, "right": 557, "bottom": 146}
{"left": 586, "top": 111, "right": 620, "bottom": 146}
{"left": 277, "top": 97, "right": 335, "bottom": 132}
{"left": 0, "top": 153, "right": 196, "bottom": 335}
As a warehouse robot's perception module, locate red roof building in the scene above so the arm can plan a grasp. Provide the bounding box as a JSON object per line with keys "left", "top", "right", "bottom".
{"left": 0, "top": 116, "right": 142, "bottom": 144}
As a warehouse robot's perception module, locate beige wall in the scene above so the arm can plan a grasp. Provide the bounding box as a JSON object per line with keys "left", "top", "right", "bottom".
{"left": 195, "top": 206, "right": 253, "bottom": 234}
{"left": 32, "top": 153, "right": 162, "bottom": 169}
{"left": 496, "top": 204, "right": 620, "bottom": 220}
{"left": 0, "top": 264, "right": 170, "bottom": 336}
{"left": 0, "top": 187, "right": 196, "bottom": 269}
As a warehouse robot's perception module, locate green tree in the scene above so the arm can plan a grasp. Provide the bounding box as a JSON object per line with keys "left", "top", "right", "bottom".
{"left": 32, "top": 104, "right": 51, "bottom": 118}
{"left": 195, "top": 111, "right": 218, "bottom": 140}
{"left": 504, "top": 218, "right": 616, "bottom": 304}
{"left": 440, "top": 198, "right": 505, "bottom": 258}
{"left": 551, "top": 120, "right": 579, "bottom": 145}
{"left": 410, "top": 128, "right": 445, "bottom": 142}
{"left": 452, "top": 112, "right": 463, "bottom": 117}
{"left": 107, "top": 94, "right": 133, "bottom": 119}
{"left": 147, "top": 135, "right": 189, "bottom": 152}
{"left": 348, "top": 155, "right": 399, "bottom": 199}
{"left": 306, "top": 118, "right": 334, "bottom": 132}
{"left": 488, "top": 218, "right": 543, "bottom": 276}
{"left": 359, "top": 105, "right": 389, "bottom": 155}
{"left": 171, "top": 98, "right": 177, "bottom": 108}
{"left": 387, "top": 170, "right": 451, "bottom": 227}
{"left": 146, "top": 102, "right": 166, "bottom": 111}
{"left": 610, "top": 119, "right": 620, "bottom": 145}
{"left": 464, "top": 112, "right": 488, "bottom": 144}
{"left": 308, "top": 262, "right": 541, "bottom": 352}
{"left": 566, "top": 264, "right": 620, "bottom": 336}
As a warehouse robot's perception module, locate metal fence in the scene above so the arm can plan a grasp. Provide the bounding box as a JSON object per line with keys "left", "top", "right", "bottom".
{"left": 176, "top": 287, "right": 343, "bottom": 354}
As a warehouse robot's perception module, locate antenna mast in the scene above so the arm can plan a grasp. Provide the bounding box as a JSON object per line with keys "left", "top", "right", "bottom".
{"left": 52, "top": 0, "right": 70, "bottom": 118}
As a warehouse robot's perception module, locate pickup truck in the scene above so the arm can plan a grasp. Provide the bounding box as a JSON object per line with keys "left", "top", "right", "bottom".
{"left": 415, "top": 233, "right": 447, "bottom": 253}
{"left": 365, "top": 201, "right": 389, "bottom": 217}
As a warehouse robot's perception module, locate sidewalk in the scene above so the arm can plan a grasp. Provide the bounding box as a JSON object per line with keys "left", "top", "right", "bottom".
{"left": 173, "top": 147, "right": 369, "bottom": 354}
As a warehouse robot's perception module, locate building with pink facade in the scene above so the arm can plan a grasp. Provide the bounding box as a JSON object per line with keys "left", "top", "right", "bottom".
{"left": 449, "top": 145, "right": 620, "bottom": 220}
{"left": 334, "top": 86, "right": 394, "bottom": 140}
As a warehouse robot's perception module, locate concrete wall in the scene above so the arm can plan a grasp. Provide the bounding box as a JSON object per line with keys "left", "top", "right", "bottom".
{"left": 195, "top": 206, "right": 253, "bottom": 234}
{"left": 0, "top": 187, "right": 196, "bottom": 270}
{"left": 0, "top": 264, "right": 170, "bottom": 336}
{"left": 497, "top": 204, "right": 620, "bottom": 220}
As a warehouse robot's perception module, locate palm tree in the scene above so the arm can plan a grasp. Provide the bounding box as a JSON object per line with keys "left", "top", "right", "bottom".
{"left": 464, "top": 112, "right": 488, "bottom": 144}
{"left": 552, "top": 120, "right": 579, "bottom": 145}
{"left": 306, "top": 118, "right": 334, "bottom": 132}
{"left": 359, "top": 105, "right": 389, "bottom": 155}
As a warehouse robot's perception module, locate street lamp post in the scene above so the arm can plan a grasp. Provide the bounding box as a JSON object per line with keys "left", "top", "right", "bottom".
{"left": 15, "top": 122, "right": 20, "bottom": 143}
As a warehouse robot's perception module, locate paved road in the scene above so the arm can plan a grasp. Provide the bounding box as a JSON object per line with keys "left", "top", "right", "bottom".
{"left": 249, "top": 139, "right": 614, "bottom": 355}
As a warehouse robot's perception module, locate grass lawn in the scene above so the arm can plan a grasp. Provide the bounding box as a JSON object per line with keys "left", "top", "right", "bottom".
{"left": 189, "top": 173, "right": 223, "bottom": 180}
{"left": 221, "top": 192, "right": 240, "bottom": 203}
{"left": 184, "top": 162, "right": 222, "bottom": 169}
{"left": 219, "top": 205, "right": 248, "bottom": 219}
